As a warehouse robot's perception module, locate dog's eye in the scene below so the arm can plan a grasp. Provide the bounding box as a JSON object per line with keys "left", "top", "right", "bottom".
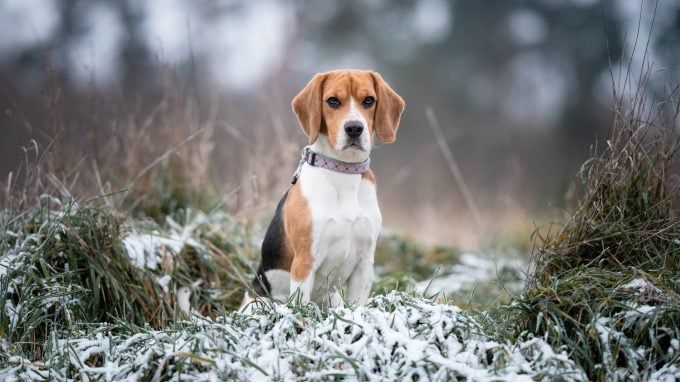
{"left": 362, "top": 96, "right": 375, "bottom": 108}
{"left": 326, "top": 97, "right": 341, "bottom": 108}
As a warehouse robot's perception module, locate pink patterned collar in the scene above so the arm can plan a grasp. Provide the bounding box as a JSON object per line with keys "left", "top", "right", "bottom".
{"left": 291, "top": 147, "right": 370, "bottom": 184}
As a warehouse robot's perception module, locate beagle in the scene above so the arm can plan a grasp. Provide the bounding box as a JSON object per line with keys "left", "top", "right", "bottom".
{"left": 247, "top": 70, "right": 405, "bottom": 308}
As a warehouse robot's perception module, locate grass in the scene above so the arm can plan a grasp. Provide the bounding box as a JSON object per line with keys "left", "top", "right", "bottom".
{"left": 501, "top": 66, "right": 680, "bottom": 379}
{"left": 374, "top": 232, "right": 461, "bottom": 278}
{"left": 2, "top": 292, "right": 588, "bottom": 380}
{"left": 0, "top": 196, "right": 260, "bottom": 360}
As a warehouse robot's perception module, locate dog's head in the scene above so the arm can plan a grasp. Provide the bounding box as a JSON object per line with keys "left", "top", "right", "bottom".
{"left": 292, "top": 70, "right": 405, "bottom": 158}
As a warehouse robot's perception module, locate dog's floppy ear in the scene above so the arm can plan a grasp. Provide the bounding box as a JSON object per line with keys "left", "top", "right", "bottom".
{"left": 292, "top": 73, "right": 326, "bottom": 144}
{"left": 370, "top": 71, "right": 405, "bottom": 143}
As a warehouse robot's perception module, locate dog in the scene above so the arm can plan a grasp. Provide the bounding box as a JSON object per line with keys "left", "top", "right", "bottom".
{"left": 245, "top": 69, "right": 405, "bottom": 308}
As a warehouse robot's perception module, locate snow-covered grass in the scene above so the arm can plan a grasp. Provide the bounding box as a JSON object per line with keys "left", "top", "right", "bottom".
{"left": 1, "top": 121, "right": 678, "bottom": 380}
{"left": 0, "top": 197, "right": 259, "bottom": 360}
{"left": 506, "top": 270, "right": 680, "bottom": 381}
{"left": 508, "top": 72, "right": 680, "bottom": 380}
{"left": 1, "top": 193, "right": 678, "bottom": 380}
{"left": 2, "top": 292, "right": 588, "bottom": 381}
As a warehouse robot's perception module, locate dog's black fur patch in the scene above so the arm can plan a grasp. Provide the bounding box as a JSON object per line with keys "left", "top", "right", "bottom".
{"left": 252, "top": 190, "right": 289, "bottom": 296}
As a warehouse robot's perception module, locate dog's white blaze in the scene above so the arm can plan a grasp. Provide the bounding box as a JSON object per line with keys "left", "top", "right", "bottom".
{"left": 296, "top": 145, "right": 381, "bottom": 307}
{"left": 332, "top": 97, "right": 371, "bottom": 163}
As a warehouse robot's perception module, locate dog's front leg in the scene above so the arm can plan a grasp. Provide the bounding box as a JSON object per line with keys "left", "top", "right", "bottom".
{"left": 290, "top": 256, "right": 315, "bottom": 304}
{"left": 346, "top": 256, "right": 374, "bottom": 305}
{"left": 290, "top": 274, "right": 314, "bottom": 304}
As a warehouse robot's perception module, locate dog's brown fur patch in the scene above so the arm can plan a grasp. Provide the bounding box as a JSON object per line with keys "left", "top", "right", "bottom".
{"left": 362, "top": 169, "right": 376, "bottom": 184}
{"left": 283, "top": 183, "right": 315, "bottom": 281}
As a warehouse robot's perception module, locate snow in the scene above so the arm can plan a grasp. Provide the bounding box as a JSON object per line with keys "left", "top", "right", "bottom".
{"left": 416, "top": 253, "right": 524, "bottom": 295}
{"left": 649, "top": 364, "right": 680, "bottom": 382}
{"left": 121, "top": 212, "right": 209, "bottom": 270}
{"left": 176, "top": 287, "right": 192, "bottom": 314}
{"left": 0, "top": 250, "right": 19, "bottom": 280}
{"left": 156, "top": 275, "right": 172, "bottom": 294}
{"left": 619, "top": 278, "right": 659, "bottom": 294}
{"left": 418, "top": 253, "right": 493, "bottom": 293}
{"left": 0, "top": 292, "right": 589, "bottom": 381}
{"left": 122, "top": 232, "right": 184, "bottom": 270}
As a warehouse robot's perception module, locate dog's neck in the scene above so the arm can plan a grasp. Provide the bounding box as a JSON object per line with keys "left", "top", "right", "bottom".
{"left": 309, "top": 134, "right": 371, "bottom": 163}
{"left": 291, "top": 134, "right": 371, "bottom": 185}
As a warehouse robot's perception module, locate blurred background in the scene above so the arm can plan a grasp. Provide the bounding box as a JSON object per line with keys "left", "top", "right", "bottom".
{"left": 1, "top": 0, "right": 679, "bottom": 247}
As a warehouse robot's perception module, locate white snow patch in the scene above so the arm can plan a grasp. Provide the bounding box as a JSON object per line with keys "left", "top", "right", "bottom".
{"left": 671, "top": 339, "right": 679, "bottom": 351}
{"left": 121, "top": 213, "right": 208, "bottom": 270}
{"left": 156, "top": 275, "right": 172, "bottom": 294}
{"left": 416, "top": 253, "right": 524, "bottom": 295}
{"left": 417, "top": 253, "right": 492, "bottom": 293}
{"left": 0, "top": 251, "right": 19, "bottom": 279}
{"left": 121, "top": 232, "right": 180, "bottom": 270}
{"left": 649, "top": 363, "right": 680, "bottom": 382}
{"left": 620, "top": 278, "right": 654, "bottom": 293}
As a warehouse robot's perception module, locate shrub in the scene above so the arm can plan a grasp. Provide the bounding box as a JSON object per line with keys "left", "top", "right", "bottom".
{"left": 508, "top": 74, "right": 680, "bottom": 379}
{"left": 0, "top": 197, "right": 258, "bottom": 359}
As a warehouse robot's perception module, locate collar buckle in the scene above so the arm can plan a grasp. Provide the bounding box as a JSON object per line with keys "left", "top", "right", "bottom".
{"left": 290, "top": 146, "right": 309, "bottom": 184}
{"left": 305, "top": 148, "right": 316, "bottom": 166}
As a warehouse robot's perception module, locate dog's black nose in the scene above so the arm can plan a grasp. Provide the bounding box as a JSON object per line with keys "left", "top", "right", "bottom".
{"left": 344, "top": 122, "right": 364, "bottom": 139}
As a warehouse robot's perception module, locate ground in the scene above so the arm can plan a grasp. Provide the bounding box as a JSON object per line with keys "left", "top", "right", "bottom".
{"left": 1, "top": 202, "right": 677, "bottom": 381}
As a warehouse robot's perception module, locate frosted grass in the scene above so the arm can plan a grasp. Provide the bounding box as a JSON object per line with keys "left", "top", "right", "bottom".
{"left": 1, "top": 292, "right": 588, "bottom": 381}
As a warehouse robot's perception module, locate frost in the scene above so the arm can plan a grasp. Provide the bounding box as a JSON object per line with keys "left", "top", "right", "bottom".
{"left": 157, "top": 275, "right": 172, "bottom": 294}
{"left": 0, "top": 251, "right": 19, "bottom": 279}
{"left": 649, "top": 364, "right": 680, "bottom": 382}
{"left": 122, "top": 232, "right": 183, "bottom": 270}
{"left": 620, "top": 278, "right": 658, "bottom": 293}
{"left": 121, "top": 211, "right": 219, "bottom": 270}
{"left": 0, "top": 293, "right": 589, "bottom": 381}
{"left": 416, "top": 253, "right": 524, "bottom": 295}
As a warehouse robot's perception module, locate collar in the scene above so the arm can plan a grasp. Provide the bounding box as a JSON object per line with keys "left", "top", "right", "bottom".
{"left": 291, "top": 146, "right": 371, "bottom": 184}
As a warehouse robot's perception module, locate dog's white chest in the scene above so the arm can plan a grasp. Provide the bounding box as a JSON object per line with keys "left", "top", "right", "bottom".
{"left": 299, "top": 165, "right": 381, "bottom": 296}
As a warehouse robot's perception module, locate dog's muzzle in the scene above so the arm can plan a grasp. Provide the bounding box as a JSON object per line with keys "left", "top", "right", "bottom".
{"left": 344, "top": 121, "right": 366, "bottom": 150}
{"left": 344, "top": 121, "right": 364, "bottom": 139}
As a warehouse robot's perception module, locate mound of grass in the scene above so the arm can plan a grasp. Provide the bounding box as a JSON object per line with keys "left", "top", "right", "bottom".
{"left": 1, "top": 292, "right": 587, "bottom": 381}
{"left": 0, "top": 196, "right": 258, "bottom": 360}
{"left": 507, "top": 83, "right": 680, "bottom": 379}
